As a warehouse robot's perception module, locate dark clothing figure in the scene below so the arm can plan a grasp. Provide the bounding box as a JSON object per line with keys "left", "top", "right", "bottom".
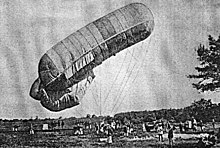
{"left": 162, "top": 121, "right": 164, "bottom": 129}
{"left": 216, "top": 128, "right": 220, "bottom": 141}
{"left": 61, "top": 121, "right": 64, "bottom": 129}
{"left": 58, "top": 121, "right": 61, "bottom": 128}
{"left": 115, "top": 121, "right": 120, "bottom": 129}
{"left": 123, "top": 125, "right": 129, "bottom": 136}
{"left": 167, "top": 122, "right": 171, "bottom": 130}
{"left": 168, "top": 127, "right": 174, "bottom": 147}
{"left": 179, "top": 123, "right": 183, "bottom": 133}
{"left": 158, "top": 134, "right": 163, "bottom": 142}
{"left": 145, "top": 123, "right": 151, "bottom": 132}
{"left": 95, "top": 123, "right": 99, "bottom": 134}
{"left": 168, "top": 128, "right": 173, "bottom": 139}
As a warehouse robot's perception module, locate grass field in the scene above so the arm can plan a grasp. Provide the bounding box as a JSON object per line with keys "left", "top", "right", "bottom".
{"left": 0, "top": 120, "right": 220, "bottom": 147}
{"left": 0, "top": 129, "right": 219, "bottom": 148}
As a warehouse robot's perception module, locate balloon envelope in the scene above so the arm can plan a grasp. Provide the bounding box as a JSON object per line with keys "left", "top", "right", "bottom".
{"left": 30, "top": 3, "right": 154, "bottom": 112}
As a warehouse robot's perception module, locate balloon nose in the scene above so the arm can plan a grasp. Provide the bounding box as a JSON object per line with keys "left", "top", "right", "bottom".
{"left": 29, "top": 78, "right": 42, "bottom": 101}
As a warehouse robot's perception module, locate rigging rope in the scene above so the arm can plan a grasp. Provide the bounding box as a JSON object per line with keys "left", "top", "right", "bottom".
{"left": 74, "top": 108, "right": 83, "bottom": 117}
{"left": 110, "top": 47, "right": 137, "bottom": 113}
{"left": 89, "top": 84, "right": 100, "bottom": 115}
{"left": 101, "top": 47, "right": 135, "bottom": 114}
{"left": 110, "top": 43, "right": 144, "bottom": 113}
{"left": 111, "top": 62, "right": 137, "bottom": 113}
{"left": 127, "top": 49, "right": 139, "bottom": 62}
{"left": 102, "top": 51, "right": 129, "bottom": 108}
{"left": 92, "top": 80, "right": 102, "bottom": 114}
{"left": 72, "top": 75, "right": 94, "bottom": 116}
{"left": 113, "top": 38, "right": 153, "bottom": 114}
{"left": 99, "top": 68, "right": 102, "bottom": 116}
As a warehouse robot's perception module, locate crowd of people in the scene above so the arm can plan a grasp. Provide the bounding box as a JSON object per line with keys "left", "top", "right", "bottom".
{"left": 141, "top": 117, "right": 220, "bottom": 147}
{"left": 144, "top": 120, "right": 175, "bottom": 147}
{"left": 21, "top": 116, "right": 220, "bottom": 147}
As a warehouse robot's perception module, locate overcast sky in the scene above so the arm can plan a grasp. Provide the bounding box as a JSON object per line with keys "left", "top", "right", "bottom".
{"left": 1, "top": 0, "right": 220, "bottom": 119}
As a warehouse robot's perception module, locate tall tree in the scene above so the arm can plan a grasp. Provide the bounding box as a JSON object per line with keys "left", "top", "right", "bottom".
{"left": 188, "top": 35, "right": 220, "bottom": 92}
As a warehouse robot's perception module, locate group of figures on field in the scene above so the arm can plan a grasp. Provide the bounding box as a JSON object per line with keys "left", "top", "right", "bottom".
{"left": 142, "top": 117, "right": 219, "bottom": 148}
{"left": 17, "top": 115, "right": 220, "bottom": 147}
{"left": 143, "top": 120, "right": 174, "bottom": 147}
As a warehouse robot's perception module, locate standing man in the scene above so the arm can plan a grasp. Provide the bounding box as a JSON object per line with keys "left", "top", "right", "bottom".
{"left": 212, "top": 118, "right": 215, "bottom": 129}
{"left": 30, "top": 124, "right": 34, "bottom": 135}
{"left": 199, "top": 120, "right": 203, "bottom": 132}
{"left": 123, "top": 125, "right": 128, "bottom": 136}
{"left": 142, "top": 122, "right": 146, "bottom": 132}
{"left": 192, "top": 117, "right": 197, "bottom": 131}
{"left": 95, "top": 122, "right": 99, "bottom": 134}
{"left": 106, "top": 125, "right": 113, "bottom": 144}
{"left": 157, "top": 123, "right": 164, "bottom": 142}
{"left": 61, "top": 120, "right": 65, "bottom": 129}
{"left": 168, "top": 126, "right": 174, "bottom": 148}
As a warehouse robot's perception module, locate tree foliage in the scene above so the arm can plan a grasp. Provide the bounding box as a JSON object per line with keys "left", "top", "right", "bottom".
{"left": 114, "top": 98, "right": 220, "bottom": 123}
{"left": 188, "top": 35, "right": 220, "bottom": 92}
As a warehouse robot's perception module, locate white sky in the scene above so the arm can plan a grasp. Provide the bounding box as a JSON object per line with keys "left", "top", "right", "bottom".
{"left": 1, "top": 0, "right": 220, "bottom": 119}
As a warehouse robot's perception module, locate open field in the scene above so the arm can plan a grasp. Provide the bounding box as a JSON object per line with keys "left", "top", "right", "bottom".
{"left": 1, "top": 129, "right": 220, "bottom": 148}
{"left": 1, "top": 99, "right": 220, "bottom": 147}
